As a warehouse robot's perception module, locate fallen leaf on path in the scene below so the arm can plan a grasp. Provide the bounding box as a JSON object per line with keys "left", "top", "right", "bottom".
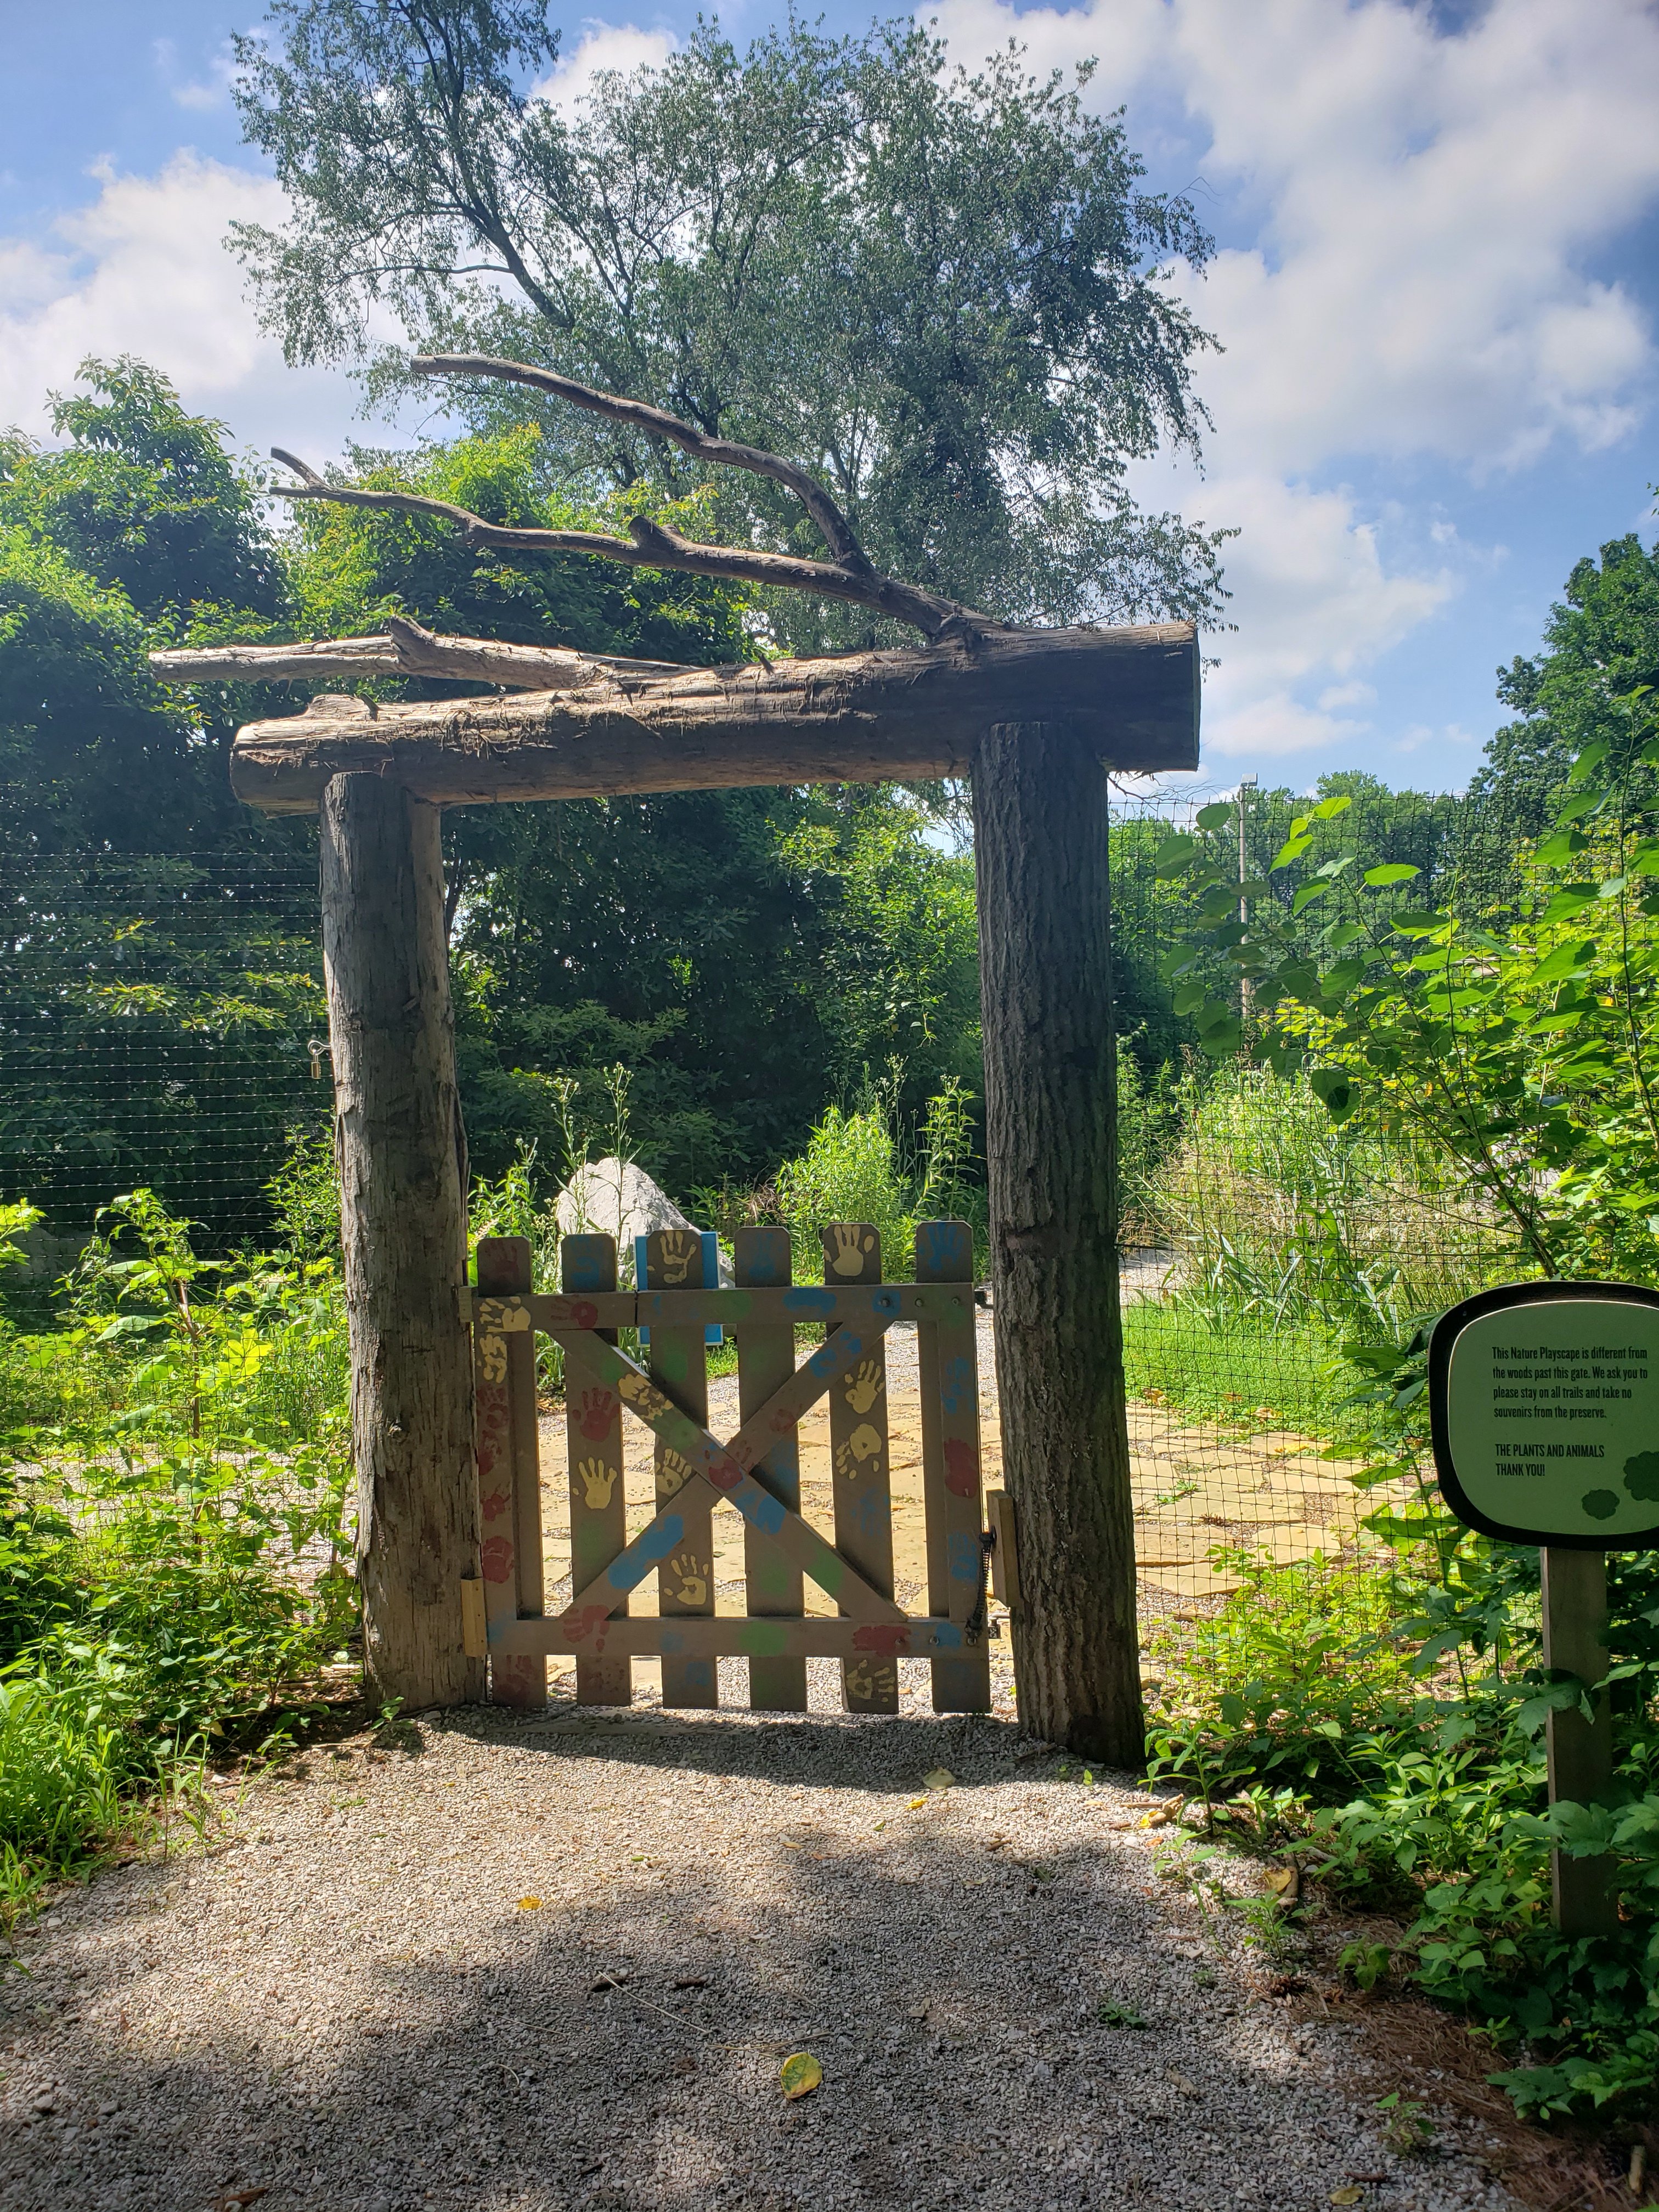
{"left": 1263, "top": 1867, "right": 1299, "bottom": 1899}
{"left": 923, "top": 1768, "right": 955, "bottom": 1790}
{"left": 517, "top": 1895, "right": 542, "bottom": 1910}
{"left": 1169, "top": 2072, "right": 1200, "bottom": 2096}
{"left": 1330, "top": 2189, "right": 1365, "bottom": 2205}
{"left": 907, "top": 2006, "right": 928, "bottom": 2021}
{"left": 672, "top": 1976, "right": 708, "bottom": 1990}
{"left": 780, "top": 2051, "right": 822, "bottom": 2100}
{"left": 213, "top": 2193, "right": 269, "bottom": 2211}
{"left": 907, "top": 1797, "right": 927, "bottom": 1810}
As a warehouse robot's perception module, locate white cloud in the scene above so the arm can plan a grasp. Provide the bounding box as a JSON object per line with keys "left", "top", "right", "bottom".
{"left": 0, "top": 153, "right": 368, "bottom": 462}
{"left": 532, "top": 22, "right": 677, "bottom": 110}
{"left": 154, "top": 36, "right": 240, "bottom": 113}
{"left": 937, "top": 0, "right": 1659, "bottom": 761}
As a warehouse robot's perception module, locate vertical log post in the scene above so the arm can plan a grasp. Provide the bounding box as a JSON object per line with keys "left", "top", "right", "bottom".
{"left": 320, "top": 772, "right": 481, "bottom": 1709}
{"left": 1542, "top": 1547, "right": 1618, "bottom": 1936}
{"left": 971, "top": 722, "right": 1142, "bottom": 1763}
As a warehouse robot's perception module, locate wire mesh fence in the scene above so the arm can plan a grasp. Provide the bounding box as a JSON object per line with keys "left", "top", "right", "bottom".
{"left": 0, "top": 851, "right": 329, "bottom": 1265}
{"left": 1, "top": 802, "right": 1524, "bottom": 1624}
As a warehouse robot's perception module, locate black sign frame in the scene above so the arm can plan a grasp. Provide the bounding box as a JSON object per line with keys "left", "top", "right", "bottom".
{"left": 1429, "top": 1279, "right": 1659, "bottom": 1550}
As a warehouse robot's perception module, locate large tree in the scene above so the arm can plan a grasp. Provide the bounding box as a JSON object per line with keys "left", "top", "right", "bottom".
{"left": 230, "top": 3, "right": 1229, "bottom": 651}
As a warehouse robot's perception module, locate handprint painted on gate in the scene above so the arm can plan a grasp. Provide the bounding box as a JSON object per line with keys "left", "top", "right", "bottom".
{"left": 669, "top": 1552, "right": 709, "bottom": 1607}
{"left": 578, "top": 1387, "right": 617, "bottom": 1441}
{"left": 939, "top": 1355, "right": 973, "bottom": 1417}
{"left": 577, "top": 1458, "right": 619, "bottom": 1510}
{"left": 478, "top": 1334, "right": 508, "bottom": 1385}
{"left": 617, "top": 1370, "right": 669, "bottom": 1419}
{"left": 844, "top": 1360, "right": 883, "bottom": 1414}
{"left": 827, "top": 1224, "right": 876, "bottom": 1277}
{"left": 834, "top": 1424, "right": 884, "bottom": 1481}
{"left": 657, "top": 1446, "right": 696, "bottom": 1498}
{"left": 654, "top": 1229, "right": 697, "bottom": 1285}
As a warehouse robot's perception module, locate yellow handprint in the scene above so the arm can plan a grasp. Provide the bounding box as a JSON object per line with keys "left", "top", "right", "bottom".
{"left": 577, "top": 1458, "right": 618, "bottom": 1510}
{"left": 655, "top": 1229, "right": 697, "bottom": 1285}
{"left": 669, "top": 1551, "right": 708, "bottom": 1607}
{"left": 828, "top": 1223, "right": 876, "bottom": 1277}
{"left": 847, "top": 1656, "right": 896, "bottom": 1701}
{"left": 657, "top": 1447, "right": 695, "bottom": 1498}
{"left": 844, "top": 1359, "right": 883, "bottom": 1414}
{"left": 478, "top": 1334, "right": 507, "bottom": 1385}
{"left": 834, "top": 1423, "right": 884, "bottom": 1482}
{"left": 618, "top": 1371, "right": 667, "bottom": 1418}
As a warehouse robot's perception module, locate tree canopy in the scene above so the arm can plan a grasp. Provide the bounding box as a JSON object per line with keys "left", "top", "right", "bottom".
{"left": 230, "top": 3, "right": 1230, "bottom": 648}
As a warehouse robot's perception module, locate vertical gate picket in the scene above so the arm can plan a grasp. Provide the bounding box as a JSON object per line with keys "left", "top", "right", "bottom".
{"left": 916, "top": 1219, "right": 991, "bottom": 1713}
{"left": 474, "top": 1236, "right": 545, "bottom": 1709}
{"left": 561, "top": 1233, "right": 630, "bottom": 1706}
{"left": 735, "top": 1227, "right": 806, "bottom": 1711}
{"left": 822, "top": 1223, "right": 898, "bottom": 1714}
{"left": 647, "top": 1229, "right": 716, "bottom": 1707}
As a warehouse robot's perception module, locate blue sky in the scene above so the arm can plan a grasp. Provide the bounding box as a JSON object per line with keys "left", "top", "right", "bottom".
{"left": 3, "top": 0, "right": 1657, "bottom": 794}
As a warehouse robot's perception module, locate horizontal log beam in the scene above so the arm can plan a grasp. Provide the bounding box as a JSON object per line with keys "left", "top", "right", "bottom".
{"left": 230, "top": 621, "right": 1200, "bottom": 811}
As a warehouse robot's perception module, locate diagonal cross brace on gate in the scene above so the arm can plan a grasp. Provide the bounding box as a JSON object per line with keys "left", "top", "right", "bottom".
{"left": 548, "top": 1318, "right": 906, "bottom": 1639}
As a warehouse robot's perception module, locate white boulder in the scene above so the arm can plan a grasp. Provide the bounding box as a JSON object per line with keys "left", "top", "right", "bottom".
{"left": 551, "top": 1156, "right": 733, "bottom": 1285}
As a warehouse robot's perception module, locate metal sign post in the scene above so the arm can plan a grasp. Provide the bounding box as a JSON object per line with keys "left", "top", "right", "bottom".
{"left": 1428, "top": 1281, "right": 1659, "bottom": 1938}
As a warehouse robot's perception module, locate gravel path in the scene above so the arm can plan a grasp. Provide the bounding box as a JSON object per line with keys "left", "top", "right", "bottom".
{"left": 1, "top": 1709, "right": 1519, "bottom": 2212}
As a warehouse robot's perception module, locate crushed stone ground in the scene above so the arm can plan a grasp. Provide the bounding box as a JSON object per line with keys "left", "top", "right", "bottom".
{"left": 1, "top": 1709, "right": 1520, "bottom": 2212}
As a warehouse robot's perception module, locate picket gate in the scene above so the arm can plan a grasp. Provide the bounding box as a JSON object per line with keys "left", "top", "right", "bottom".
{"left": 461, "top": 1220, "right": 998, "bottom": 1714}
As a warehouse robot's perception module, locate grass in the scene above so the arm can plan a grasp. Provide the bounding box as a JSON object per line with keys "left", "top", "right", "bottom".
{"left": 1122, "top": 1302, "right": 1348, "bottom": 1436}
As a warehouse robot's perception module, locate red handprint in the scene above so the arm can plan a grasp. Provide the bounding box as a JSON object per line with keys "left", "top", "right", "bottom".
{"left": 481, "top": 1536, "right": 515, "bottom": 1585}
{"left": 944, "top": 1437, "right": 978, "bottom": 1499}
{"left": 578, "top": 1387, "right": 617, "bottom": 1441}
{"left": 853, "top": 1624, "right": 912, "bottom": 1658}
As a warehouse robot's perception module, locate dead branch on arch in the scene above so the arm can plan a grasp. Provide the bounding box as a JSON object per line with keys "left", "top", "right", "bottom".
{"left": 263, "top": 351, "right": 1005, "bottom": 645}
{"left": 149, "top": 613, "right": 687, "bottom": 693}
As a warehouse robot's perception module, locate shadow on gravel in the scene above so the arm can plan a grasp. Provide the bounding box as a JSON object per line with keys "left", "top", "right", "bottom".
{"left": 0, "top": 1712, "right": 1417, "bottom": 2212}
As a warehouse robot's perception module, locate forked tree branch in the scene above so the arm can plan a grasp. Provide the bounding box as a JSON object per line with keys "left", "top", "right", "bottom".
{"left": 266, "top": 354, "right": 1003, "bottom": 642}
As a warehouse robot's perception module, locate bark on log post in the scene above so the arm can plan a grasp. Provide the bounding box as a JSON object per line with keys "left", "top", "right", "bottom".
{"left": 320, "top": 772, "right": 481, "bottom": 1709}
{"left": 972, "top": 721, "right": 1142, "bottom": 1764}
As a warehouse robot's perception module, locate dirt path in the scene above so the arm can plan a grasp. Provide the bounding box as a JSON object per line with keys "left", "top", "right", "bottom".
{"left": 531, "top": 1313, "right": 1383, "bottom": 1714}
{"left": 1, "top": 1709, "right": 1516, "bottom": 2212}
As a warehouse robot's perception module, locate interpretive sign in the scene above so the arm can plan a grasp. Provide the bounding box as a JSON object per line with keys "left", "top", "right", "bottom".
{"left": 1429, "top": 1280, "right": 1659, "bottom": 1549}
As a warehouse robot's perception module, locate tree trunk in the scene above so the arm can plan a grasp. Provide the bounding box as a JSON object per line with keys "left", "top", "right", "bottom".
{"left": 321, "top": 772, "right": 481, "bottom": 1709}
{"left": 972, "top": 721, "right": 1143, "bottom": 1765}
{"left": 231, "top": 622, "right": 1200, "bottom": 812}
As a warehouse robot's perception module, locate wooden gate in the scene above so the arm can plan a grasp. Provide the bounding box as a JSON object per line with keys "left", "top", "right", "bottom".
{"left": 460, "top": 1219, "right": 1007, "bottom": 1715}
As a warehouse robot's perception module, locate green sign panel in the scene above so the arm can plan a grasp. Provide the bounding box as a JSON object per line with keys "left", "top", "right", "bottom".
{"left": 1430, "top": 1282, "right": 1659, "bottom": 1547}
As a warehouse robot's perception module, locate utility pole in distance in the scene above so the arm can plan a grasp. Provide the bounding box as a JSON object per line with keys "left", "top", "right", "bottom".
{"left": 1237, "top": 775, "right": 1258, "bottom": 1025}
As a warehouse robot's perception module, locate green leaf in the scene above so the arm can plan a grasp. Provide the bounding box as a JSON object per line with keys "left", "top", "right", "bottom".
{"left": 1319, "top": 958, "right": 1365, "bottom": 1000}
{"left": 1629, "top": 843, "right": 1659, "bottom": 877}
{"left": 1308, "top": 1066, "right": 1357, "bottom": 1120}
{"left": 1362, "top": 863, "right": 1421, "bottom": 887}
{"left": 1534, "top": 828, "right": 1588, "bottom": 865}
{"left": 1153, "top": 832, "right": 1198, "bottom": 877}
{"left": 1390, "top": 910, "right": 1450, "bottom": 936}
{"left": 1194, "top": 800, "right": 1234, "bottom": 831}
{"left": 1291, "top": 882, "right": 1329, "bottom": 916}
{"left": 1537, "top": 886, "right": 1600, "bottom": 922}
{"left": 1522, "top": 941, "right": 1595, "bottom": 986}
{"left": 1311, "top": 794, "right": 1353, "bottom": 820}
{"left": 1269, "top": 833, "right": 1314, "bottom": 872}
{"left": 1171, "top": 979, "right": 1209, "bottom": 1015}
{"left": 1195, "top": 1012, "right": 1243, "bottom": 1057}
{"left": 1568, "top": 738, "right": 1611, "bottom": 783}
